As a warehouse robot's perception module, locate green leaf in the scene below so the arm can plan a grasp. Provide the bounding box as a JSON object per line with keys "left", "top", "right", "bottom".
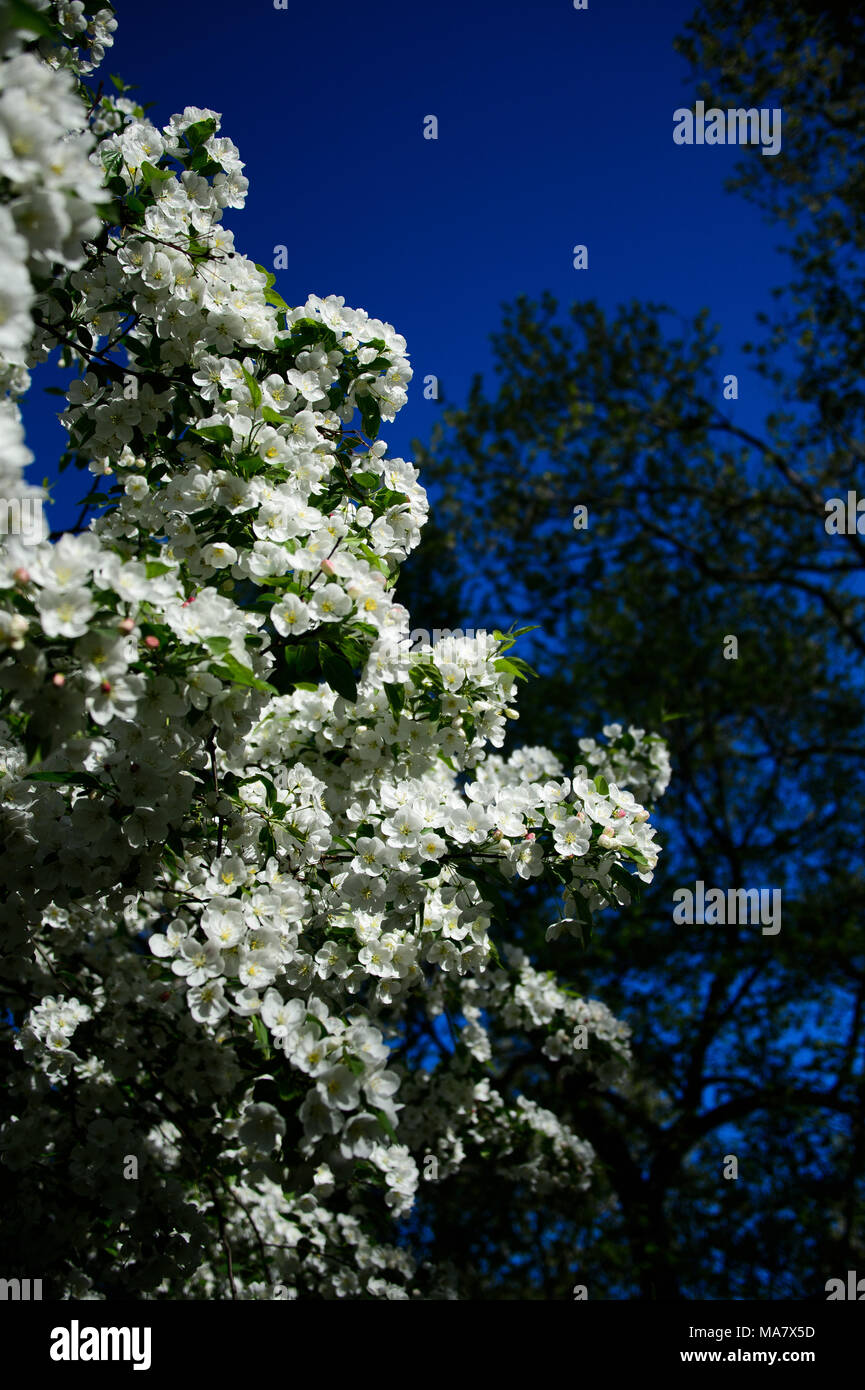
{"left": 593, "top": 774, "right": 610, "bottom": 795}
{"left": 276, "top": 319, "right": 318, "bottom": 352}
{"left": 355, "top": 542, "right": 388, "bottom": 573}
{"left": 319, "top": 643, "right": 358, "bottom": 703}
{"left": 408, "top": 664, "right": 429, "bottom": 689}
{"left": 259, "top": 822, "right": 277, "bottom": 859}
{"left": 372, "top": 1107, "right": 398, "bottom": 1143}
{"left": 609, "top": 862, "right": 640, "bottom": 902}
{"left": 496, "top": 655, "right": 538, "bottom": 680}
{"left": 358, "top": 395, "right": 381, "bottom": 440}
{"left": 570, "top": 892, "right": 594, "bottom": 939}
{"left": 74, "top": 489, "right": 111, "bottom": 508}
{"left": 261, "top": 407, "right": 287, "bottom": 425}
{"left": 278, "top": 641, "right": 321, "bottom": 690}
{"left": 617, "top": 844, "right": 649, "bottom": 868}
{"left": 145, "top": 561, "right": 173, "bottom": 579}
{"left": 184, "top": 117, "right": 217, "bottom": 149}
{"left": 23, "top": 770, "right": 81, "bottom": 785}
{"left": 101, "top": 149, "right": 123, "bottom": 178}
{"left": 242, "top": 368, "right": 262, "bottom": 410}
{"left": 337, "top": 633, "right": 370, "bottom": 668}
{"left": 192, "top": 423, "right": 233, "bottom": 446}
{"left": 384, "top": 682, "right": 405, "bottom": 721}
{"left": 352, "top": 471, "right": 380, "bottom": 489}
{"left": 254, "top": 264, "right": 277, "bottom": 290}
{"left": 235, "top": 453, "right": 269, "bottom": 480}
{"left": 187, "top": 150, "right": 222, "bottom": 176}
{"left": 251, "top": 1015, "right": 272, "bottom": 1059}
{"left": 212, "top": 654, "right": 278, "bottom": 695}
{"left": 23, "top": 769, "right": 107, "bottom": 795}
{"left": 140, "top": 160, "right": 173, "bottom": 185}
{"left": 2, "top": 0, "right": 58, "bottom": 38}
{"left": 494, "top": 657, "right": 528, "bottom": 682}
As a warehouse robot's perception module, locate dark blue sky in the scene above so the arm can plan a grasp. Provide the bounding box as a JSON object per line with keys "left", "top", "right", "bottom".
{"left": 25, "top": 0, "right": 788, "bottom": 522}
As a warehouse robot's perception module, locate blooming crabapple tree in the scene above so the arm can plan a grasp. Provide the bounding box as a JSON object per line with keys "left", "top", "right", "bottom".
{"left": 0, "top": 1, "right": 670, "bottom": 1299}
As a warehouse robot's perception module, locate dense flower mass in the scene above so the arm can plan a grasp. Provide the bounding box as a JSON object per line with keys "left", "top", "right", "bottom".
{"left": 0, "top": 1, "right": 670, "bottom": 1299}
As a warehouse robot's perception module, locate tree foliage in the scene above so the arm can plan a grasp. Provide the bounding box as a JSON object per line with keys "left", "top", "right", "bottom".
{"left": 399, "top": 0, "right": 865, "bottom": 1298}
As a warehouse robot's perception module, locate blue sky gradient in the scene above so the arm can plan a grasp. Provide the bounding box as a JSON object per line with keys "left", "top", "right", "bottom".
{"left": 23, "top": 0, "right": 790, "bottom": 525}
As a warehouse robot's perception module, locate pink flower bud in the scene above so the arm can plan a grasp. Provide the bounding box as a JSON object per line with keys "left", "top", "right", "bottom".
{"left": 144, "top": 635, "right": 160, "bottom": 650}
{"left": 117, "top": 617, "right": 135, "bottom": 634}
{"left": 100, "top": 680, "right": 112, "bottom": 694}
{"left": 320, "top": 558, "right": 334, "bottom": 574}
{"left": 12, "top": 568, "right": 30, "bottom": 585}
{"left": 51, "top": 672, "right": 65, "bottom": 687}
{"left": 525, "top": 832, "right": 535, "bottom": 841}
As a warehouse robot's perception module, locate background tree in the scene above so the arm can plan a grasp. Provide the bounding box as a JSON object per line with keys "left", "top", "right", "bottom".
{"left": 396, "top": 0, "right": 865, "bottom": 1299}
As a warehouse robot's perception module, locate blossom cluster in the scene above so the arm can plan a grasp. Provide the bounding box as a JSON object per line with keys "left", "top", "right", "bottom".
{"left": 576, "top": 723, "right": 672, "bottom": 807}
{"left": 0, "top": 4, "right": 111, "bottom": 532}
{"left": 0, "top": 0, "right": 113, "bottom": 365}
{"left": 0, "top": 2, "right": 670, "bottom": 1299}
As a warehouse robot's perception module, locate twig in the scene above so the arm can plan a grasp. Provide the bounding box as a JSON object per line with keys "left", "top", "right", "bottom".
{"left": 207, "top": 1181, "right": 238, "bottom": 1299}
